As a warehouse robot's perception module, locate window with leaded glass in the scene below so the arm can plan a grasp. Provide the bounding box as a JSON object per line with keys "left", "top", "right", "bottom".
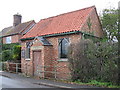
{"left": 25, "top": 42, "right": 30, "bottom": 59}
{"left": 58, "top": 38, "right": 69, "bottom": 58}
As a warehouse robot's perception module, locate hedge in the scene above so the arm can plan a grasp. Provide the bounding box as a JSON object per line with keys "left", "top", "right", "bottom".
{"left": 68, "top": 39, "right": 119, "bottom": 85}
{"left": 0, "top": 43, "right": 21, "bottom": 62}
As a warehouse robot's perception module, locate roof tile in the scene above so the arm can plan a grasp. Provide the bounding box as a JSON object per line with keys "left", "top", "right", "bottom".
{"left": 1, "top": 20, "right": 35, "bottom": 37}
{"left": 22, "top": 6, "right": 95, "bottom": 39}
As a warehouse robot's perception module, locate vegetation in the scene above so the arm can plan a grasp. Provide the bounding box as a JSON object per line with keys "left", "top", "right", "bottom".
{"left": 2, "top": 50, "right": 12, "bottom": 61}
{"left": 68, "top": 39, "right": 118, "bottom": 84}
{"left": 2, "top": 43, "right": 19, "bottom": 50}
{"left": 0, "top": 43, "right": 21, "bottom": 62}
{"left": 74, "top": 80, "right": 120, "bottom": 88}
{"left": 68, "top": 7, "right": 119, "bottom": 87}
{"left": 101, "top": 8, "right": 118, "bottom": 42}
{"left": 12, "top": 45, "right": 21, "bottom": 60}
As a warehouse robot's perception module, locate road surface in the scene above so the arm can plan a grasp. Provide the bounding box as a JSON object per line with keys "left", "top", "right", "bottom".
{"left": 1, "top": 76, "right": 53, "bottom": 88}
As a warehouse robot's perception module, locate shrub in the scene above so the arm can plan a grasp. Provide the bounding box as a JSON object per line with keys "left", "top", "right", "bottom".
{"left": 68, "top": 40, "right": 98, "bottom": 82}
{"left": 0, "top": 53, "right": 2, "bottom": 61}
{"left": 2, "top": 50, "right": 12, "bottom": 61}
{"left": 13, "top": 45, "right": 21, "bottom": 60}
{"left": 68, "top": 39, "right": 118, "bottom": 85}
{"left": 1, "top": 43, "right": 21, "bottom": 62}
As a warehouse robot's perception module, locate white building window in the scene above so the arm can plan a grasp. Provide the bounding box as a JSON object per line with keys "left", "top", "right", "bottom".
{"left": 6, "top": 36, "right": 12, "bottom": 44}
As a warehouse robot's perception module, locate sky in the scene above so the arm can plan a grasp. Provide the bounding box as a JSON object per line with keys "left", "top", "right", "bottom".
{"left": 0, "top": 0, "right": 119, "bottom": 31}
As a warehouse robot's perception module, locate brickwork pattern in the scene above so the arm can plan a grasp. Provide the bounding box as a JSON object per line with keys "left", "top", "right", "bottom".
{"left": 21, "top": 8, "right": 103, "bottom": 79}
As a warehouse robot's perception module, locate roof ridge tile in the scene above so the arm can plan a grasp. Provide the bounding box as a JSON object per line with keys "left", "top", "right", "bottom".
{"left": 42, "top": 5, "right": 95, "bottom": 21}
{"left": 21, "top": 6, "right": 96, "bottom": 39}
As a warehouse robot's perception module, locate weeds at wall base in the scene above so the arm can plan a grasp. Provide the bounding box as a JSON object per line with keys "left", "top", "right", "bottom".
{"left": 74, "top": 80, "right": 120, "bottom": 88}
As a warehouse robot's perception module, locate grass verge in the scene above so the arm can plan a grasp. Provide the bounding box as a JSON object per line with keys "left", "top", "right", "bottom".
{"left": 74, "top": 80, "right": 120, "bottom": 88}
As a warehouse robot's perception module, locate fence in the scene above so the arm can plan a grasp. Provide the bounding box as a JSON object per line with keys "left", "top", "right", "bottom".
{"left": 0, "top": 62, "right": 2, "bottom": 70}
{"left": 35, "top": 65, "right": 71, "bottom": 80}
{"left": 2, "top": 62, "right": 71, "bottom": 80}
{"left": 2, "top": 62, "right": 21, "bottom": 73}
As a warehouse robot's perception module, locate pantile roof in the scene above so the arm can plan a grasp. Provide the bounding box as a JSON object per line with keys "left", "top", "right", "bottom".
{"left": 22, "top": 6, "right": 95, "bottom": 39}
{"left": 0, "top": 20, "right": 35, "bottom": 37}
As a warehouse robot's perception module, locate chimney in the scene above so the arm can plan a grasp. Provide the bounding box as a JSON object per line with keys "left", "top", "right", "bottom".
{"left": 13, "top": 13, "right": 22, "bottom": 27}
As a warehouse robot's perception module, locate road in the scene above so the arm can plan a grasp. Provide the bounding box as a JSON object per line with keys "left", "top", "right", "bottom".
{"left": 0, "top": 71, "right": 100, "bottom": 89}
{"left": 1, "top": 76, "right": 53, "bottom": 88}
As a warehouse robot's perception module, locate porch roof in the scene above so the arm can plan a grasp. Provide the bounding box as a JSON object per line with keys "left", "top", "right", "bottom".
{"left": 35, "top": 36, "right": 52, "bottom": 46}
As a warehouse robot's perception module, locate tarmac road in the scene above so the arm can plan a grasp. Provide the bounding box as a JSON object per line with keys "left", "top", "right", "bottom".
{"left": 0, "top": 71, "right": 105, "bottom": 90}
{"left": 1, "top": 76, "right": 52, "bottom": 88}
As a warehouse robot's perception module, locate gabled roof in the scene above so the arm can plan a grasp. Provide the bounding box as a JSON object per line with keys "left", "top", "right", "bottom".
{"left": 22, "top": 6, "right": 95, "bottom": 39}
{"left": 34, "top": 36, "right": 52, "bottom": 46}
{"left": 0, "top": 20, "right": 35, "bottom": 37}
{"left": 0, "top": 26, "right": 13, "bottom": 37}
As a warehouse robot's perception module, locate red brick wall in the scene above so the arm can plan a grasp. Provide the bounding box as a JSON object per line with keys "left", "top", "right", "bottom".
{"left": 21, "top": 34, "right": 82, "bottom": 79}
{"left": 2, "top": 37, "right": 6, "bottom": 44}
{"left": 12, "top": 35, "right": 19, "bottom": 43}
{"left": 81, "top": 8, "right": 103, "bottom": 37}
{"left": 21, "top": 40, "right": 33, "bottom": 76}
{"left": 21, "top": 9, "right": 103, "bottom": 79}
{"left": 56, "top": 61, "right": 70, "bottom": 79}
{"left": 2, "top": 35, "right": 20, "bottom": 44}
{"left": 46, "top": 34, "right": 82, "bottom": 79}
{"left": 46, "top": 34, "right": 82, "bottom": 62}
{"left": 44, "top": 46, "right": 54, "bottom": 78}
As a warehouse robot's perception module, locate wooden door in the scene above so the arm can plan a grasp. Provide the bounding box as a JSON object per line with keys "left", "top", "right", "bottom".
{"left": 33, "top": 51, "right": 42, "bottom": 77}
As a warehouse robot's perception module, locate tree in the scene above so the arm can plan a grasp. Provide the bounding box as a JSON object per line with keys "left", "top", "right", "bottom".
{"left": 101, "top": 8, "right": 118, "bottom": 42}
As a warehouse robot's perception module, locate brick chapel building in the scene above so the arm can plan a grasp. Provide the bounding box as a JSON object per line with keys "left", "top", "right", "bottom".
{"left": 20, "top": 6, "right": 103, "bottom": 79}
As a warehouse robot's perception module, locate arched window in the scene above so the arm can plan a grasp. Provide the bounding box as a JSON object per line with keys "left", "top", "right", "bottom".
{"left": 58, "top": 38, "right": 69, "bottom": 58}
{"left": 25, "top": 42, "right": 31, "bottom": 59}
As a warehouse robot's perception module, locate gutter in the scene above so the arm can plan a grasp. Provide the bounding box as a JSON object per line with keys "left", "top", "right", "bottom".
{"left": 21, "top": 37, "right": 35, "bottom": 41}
{"left": 20, "top": 31, "right": 100, "bottom": 41}
{"left": 0, "top": 33, "right": 19, "bottom": 38}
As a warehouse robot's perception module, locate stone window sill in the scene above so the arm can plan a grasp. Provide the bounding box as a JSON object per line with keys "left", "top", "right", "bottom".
{"left": 57, "top": 58, "right": 68, "bottom": 62}
{"left": 25, "top": 58, "right": 31, "bottom": 61}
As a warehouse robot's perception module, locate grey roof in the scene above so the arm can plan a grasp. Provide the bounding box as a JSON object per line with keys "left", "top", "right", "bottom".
{"left": 36, "top": 37, "right": 52, "bottom": 46}
{"left": 0, "top": 26, "right": 13, "bottom": 37}
{"left": 0, "top": 20, "right": 35, "bottom": 37}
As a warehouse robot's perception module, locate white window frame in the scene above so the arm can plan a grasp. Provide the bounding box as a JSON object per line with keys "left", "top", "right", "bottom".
{"left": 6, "top": 36, "right": 12, "bottom": 44}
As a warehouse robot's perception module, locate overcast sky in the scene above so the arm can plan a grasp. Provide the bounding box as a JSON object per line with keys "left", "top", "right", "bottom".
{"left": 0, "top": 0, "right": 119, "bottom": 31}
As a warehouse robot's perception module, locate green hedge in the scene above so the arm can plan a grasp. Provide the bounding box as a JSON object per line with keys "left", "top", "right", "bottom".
{"left": 13, "top": 45, "right": 21, "bottom": 60}
{"left": 2, "top": 43, "right": 19, "bottom": 50}
{"left": 2, "top": 50, "right": 12, "bottom": 61}
{"left": 68, "top": 40, "right": 119, "bottom": 85}
{"left": 0, "top": 43, "right": 21, "bottom": 62}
